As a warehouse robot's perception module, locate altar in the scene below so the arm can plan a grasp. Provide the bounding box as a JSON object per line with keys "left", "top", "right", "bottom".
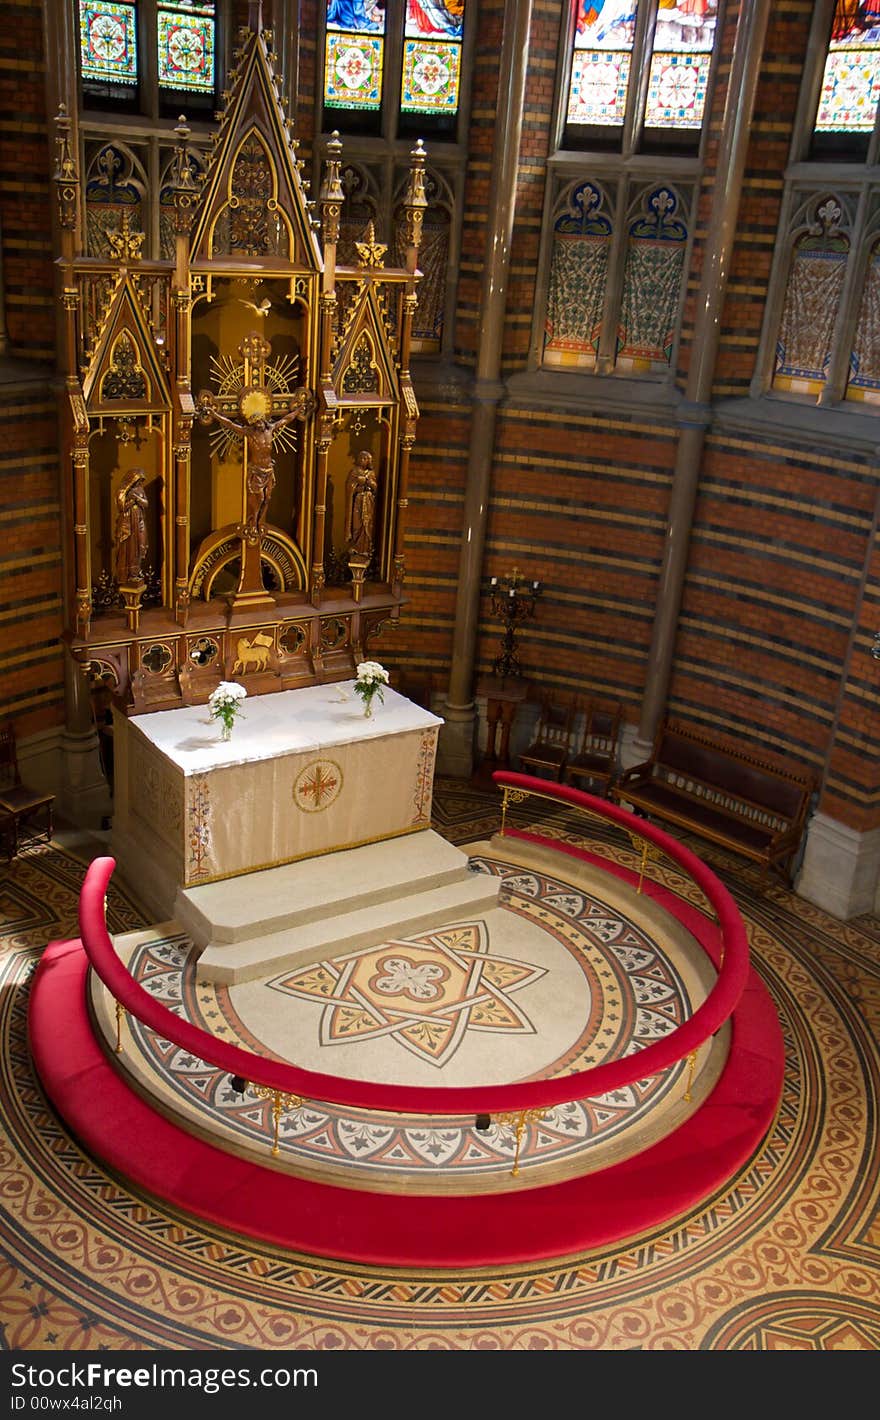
{"left": 111, "top": 683, "right": 442, "bottom": 912}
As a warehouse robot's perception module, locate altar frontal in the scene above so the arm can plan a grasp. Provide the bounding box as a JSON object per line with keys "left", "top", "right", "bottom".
{"left": 112, "top": 683, "right": 441, "bottom": 894}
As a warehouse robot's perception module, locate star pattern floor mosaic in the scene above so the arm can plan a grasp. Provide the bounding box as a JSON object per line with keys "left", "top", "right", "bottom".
{"left": 87, "top": 847, "right": 718, "bottom": 1192}
{"left": 2, "top": 782, "right": 880, "bottom": 1350}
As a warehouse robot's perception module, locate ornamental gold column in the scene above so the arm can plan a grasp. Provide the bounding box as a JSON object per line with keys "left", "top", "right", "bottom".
{"left": 393, "top": 139, "right": 427, "bottom": 597}
{"left": 169, "top": 118, "right": 199, "bottom": 624}
{"left": 314, "top": 132, "right": 344, "bottom": 607}
{"left": 53, "top": 105, "right": 91, "bottom": 639}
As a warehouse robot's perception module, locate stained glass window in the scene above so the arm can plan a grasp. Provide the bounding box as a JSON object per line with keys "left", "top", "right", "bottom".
{"left": 157, "top": 4, "right": 216, "bottom": 94}
{"left": 322, "top": 2, "right": 466, "bottom": 121}
{"left": 401, "top": 1, "right": 465, "bottom": 115}
{"left": 567, "top": 1, "right": 637, "bottom": 127}
{"left": 79, "top": 1, "right": 138, "bottom": 85}
{"left": 814, "top": 0, "right": 880, "bottom": 133}
{"left": 644, "top": 1, "right": 718, "bottom": 130}
{"left": 565, "top": 1, "right": 719, "bottom": 140}
{"left": 324, "top": 1, "right": 387, "bottom": 112}
{"left": 80, "top": 2, "right": 217, "bottom": 110}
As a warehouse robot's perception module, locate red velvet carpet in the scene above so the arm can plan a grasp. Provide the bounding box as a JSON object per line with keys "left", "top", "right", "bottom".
{"left": 29, "top": 930, "right": 783, "bottom": 1268}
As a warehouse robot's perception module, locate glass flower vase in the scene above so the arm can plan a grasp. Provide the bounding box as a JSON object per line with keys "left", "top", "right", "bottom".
{"left": 219, "top": 719, "right": 232, "bottom": 741}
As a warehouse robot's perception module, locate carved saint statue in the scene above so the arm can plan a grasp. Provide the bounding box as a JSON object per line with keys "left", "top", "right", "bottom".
{"left": 113, "top": 469, "right": 148, "bottom": 585}
{"left": 345, "top": 450, "right": 378, "bottom": 562}
{"left": 196, "top": 385, "right": 314, "bottom": 536}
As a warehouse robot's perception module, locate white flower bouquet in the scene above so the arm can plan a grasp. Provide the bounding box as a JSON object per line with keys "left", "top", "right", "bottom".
{"left": 353, "top": 660, "right": 389, "bottom": 717}
{"left": 208, "top": 681, "right": 247, "bottom": 740}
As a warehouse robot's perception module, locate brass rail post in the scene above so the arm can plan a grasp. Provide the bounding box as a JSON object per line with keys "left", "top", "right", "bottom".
{"left": 252, "top": 1086, "right": 305, "bottom": 1156}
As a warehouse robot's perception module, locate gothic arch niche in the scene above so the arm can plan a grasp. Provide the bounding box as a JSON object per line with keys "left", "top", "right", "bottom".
{"left": 324, "top": 412, "right": 393, "bottom": 590}
{"left": 101, "top": 331, "right": 149, "bottom": 401}
{"left": 190, "top": 279, "right": 311, "bottom": 551}
{"left": 87, "top": 420, "right": 166, "bottom": 614}
{"left": 846, "top": 214, "right": 880, "bottom": 406}
{"left": 210, "top": 128, "right": 293, "bottom": 259}
{"left": 543, "top": 178, "right": 615, "bottom": 370}
{"left": 394, "top": 164, "right": 453, "bottom": 354}
{"left": 773, "top": 192, "right": 854, "bottom": 399}
{"left": 616, "top": 183, "right": 691, "bottom": 374}
{"left": 84, "top": 142, "right": 147, "bottom": 258}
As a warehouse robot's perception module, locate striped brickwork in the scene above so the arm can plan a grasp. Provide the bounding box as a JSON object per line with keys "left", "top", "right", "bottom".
{"left": 677, "top": 1, "right": 813, "bottom": 398}
{"left": 370, "top": 391, "right": 472, "bottom": 691}
{"left": 453, "top": 0, "right": 504, "bottom": 366}
{"left": 0, "top": 386, "right": 64, "bottom": 736}
{"left": 290, "top": 0, "right": 317, "bottom": 155}
{"left": 669, "top": 427, "right": 877, "bottom": 813}
{"left": 820, "top": 522, "right": 880, "bottom": 832}
{"left": 381, "top": 392, "right": 680, "bottom": 715}
{"left": 499, "top": 1, "right": 559, "bottom": 376}
{"left": 479, "top": 402, "right": 677, "bottom": 707}
{"left": 0, "top": 2, "right": 63, "bottom": 740}
{"left": 0, "top": 0, "right": 55, "bottom": 361}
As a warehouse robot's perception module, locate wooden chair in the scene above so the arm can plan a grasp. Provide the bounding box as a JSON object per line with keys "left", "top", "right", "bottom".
{"left": 519, "top": 697, "right": 575, "bottom": 781}
{"left": 565, "top": 700, "right": 623, "bottom": 798}
{"left": 0, "top": 722, "right": 55, "bottom": 861}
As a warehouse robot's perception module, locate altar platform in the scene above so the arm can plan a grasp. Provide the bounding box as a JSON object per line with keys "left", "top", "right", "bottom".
{"left": 111, "top": 681, "right": 442, "bottom": 922}
{"left": 176, "top": 828, "right": 502, "bottom": 983}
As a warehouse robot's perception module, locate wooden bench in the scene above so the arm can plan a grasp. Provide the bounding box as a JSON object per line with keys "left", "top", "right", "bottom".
{"left": 612, "top": 719, "right": 815, "bottom": 883}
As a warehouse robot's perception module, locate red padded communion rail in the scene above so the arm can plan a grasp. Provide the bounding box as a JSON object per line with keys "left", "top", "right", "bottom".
{"left": 27, "top": 776, "right": 783, "bottom": 1263}
{"left": 75, "top": 775, "right": 750, "bottom": 1117}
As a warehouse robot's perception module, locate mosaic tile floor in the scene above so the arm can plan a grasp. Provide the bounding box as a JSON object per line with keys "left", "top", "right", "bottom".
{"left": 88, "top": 841, "right": 722, "bottom": 1193}
{"left": 2, "top": 782, "right": 879, "bottom": 1350}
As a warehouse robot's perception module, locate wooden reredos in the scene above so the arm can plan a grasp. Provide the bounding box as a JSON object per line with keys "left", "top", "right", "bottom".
{"left": 55, "top": 11, "right": 427, "bottom": 715}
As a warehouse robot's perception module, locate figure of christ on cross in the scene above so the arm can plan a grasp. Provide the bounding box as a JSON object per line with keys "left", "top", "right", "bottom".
{"left": 196, "top": 384, "right": 315, "bottom": 537}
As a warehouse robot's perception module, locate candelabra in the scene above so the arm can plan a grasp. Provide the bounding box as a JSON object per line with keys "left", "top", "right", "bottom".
{"left": 488, "top": 568, "right": 542, "bottom": 679}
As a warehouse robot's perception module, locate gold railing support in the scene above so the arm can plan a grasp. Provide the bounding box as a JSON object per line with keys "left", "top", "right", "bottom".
{"left": 252, "top": 1085, "right": 305, "bottom": 1156}
{"left": 114, "top": 1000, "right": 125, "bottom": 1054}
{"left": 627, "top": 832, "right": 662, "bottom": 894}
{"left": 499, "top": 786, "right": 527, "bottom": 837}
{"left": 495, "top": 1107, "right": 547, "bottom": 1176}
{"left": 683, "top": 1049, "right": 698, "bottom": 1103}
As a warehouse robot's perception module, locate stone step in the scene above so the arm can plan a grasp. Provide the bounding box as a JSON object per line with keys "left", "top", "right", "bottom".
{"left": 174, "top": 829, "right": 471, "bottom": 947}
{"left": 194, "top": 870, "right": 502, "bottom": 985}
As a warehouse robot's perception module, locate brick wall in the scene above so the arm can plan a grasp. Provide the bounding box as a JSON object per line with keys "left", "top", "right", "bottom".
{"left": 671, "top": 428, "right": 876, "bottom": 781}
{"left": 0, "top": 386, "right": 65, "bottom": 737}
{"left": 710, "top": 1, "right": 814, "bottom": 399}
{"left": 0, "top": 0, "right": 55, "bottom": 360}
{"left": 0, "top": 2, "right": 63, "bottom": 741}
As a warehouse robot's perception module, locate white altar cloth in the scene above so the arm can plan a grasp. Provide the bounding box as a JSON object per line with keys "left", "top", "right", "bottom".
{"left": 113, "top": 683, "right": 442, "bottom": 890}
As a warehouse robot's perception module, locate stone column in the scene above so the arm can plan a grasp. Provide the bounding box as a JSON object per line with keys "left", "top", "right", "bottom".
{"left": 635, "top": 0, "right": 773, "bottom": 758}
{"left": 438, "top": 0, "right": 534, "bottom": 777}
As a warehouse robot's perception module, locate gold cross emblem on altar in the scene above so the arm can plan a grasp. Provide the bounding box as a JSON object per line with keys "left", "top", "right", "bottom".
{"left": 293, "top": 759, "right": 343, "bottom": 813}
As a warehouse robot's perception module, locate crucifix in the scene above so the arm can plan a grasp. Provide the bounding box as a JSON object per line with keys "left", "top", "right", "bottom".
{"left": 196, "top": 331, "right": 314, "bottom": 609}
